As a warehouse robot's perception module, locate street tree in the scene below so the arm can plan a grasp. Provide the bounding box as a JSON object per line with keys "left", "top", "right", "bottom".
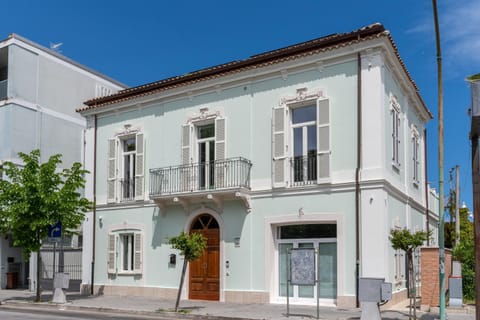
{"left": 453, "top": 207, "right": 475, "bottom": 300}
{"left": 0, "top": 150, "right": 91, "bottom": 301}
{"left": 168, "top": 231, "right": 207, "bottom": 312}
{"left": 390, "top": 228, "right": 429, "bottom": 320}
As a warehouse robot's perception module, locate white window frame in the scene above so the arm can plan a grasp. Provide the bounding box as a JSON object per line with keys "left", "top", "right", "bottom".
{"left": 181, "top": 115, "right": 227, "bottom": 190}
{"left": 390, "top": 95, "right": 401, "bottom": 169}
{"left": 194, "top": 122, "right": 215, "bottom": 190}
{"left": 120, "top": 135, "right": 137, "bottom": 201}
{"left": 107, "top": 127, "right": 145, "bottom": 203}
{"left": 120, "top": 233, "right": 134, "bottom": 272}
{"left": 108, "top": 230, "right": 143, "bottom": 275}
{"left": 274, "top": 225, "right": 337, "bottom": 305}
{"left": 273, "top": 88, "right": 330, "bottom": 188}
{"left": 290, "top": 104, "right": 317, "bottom": 185}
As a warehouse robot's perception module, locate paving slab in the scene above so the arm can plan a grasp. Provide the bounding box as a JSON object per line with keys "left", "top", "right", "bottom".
{"left": 0, "top": 289, "right": 475, "bottom": 320}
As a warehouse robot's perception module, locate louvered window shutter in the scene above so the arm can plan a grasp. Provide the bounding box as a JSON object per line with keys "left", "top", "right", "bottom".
{"left": 181, "top": 124, "right": 193, "bottom": 191}
{"left": 107, "top": 138, "right": 117, "bottom": 203}
{"left": 181, "top": 124, "right": 192, "bottom": 164}
{"left": 135, "top": 133, "right": 145, "bottom": 201}
{"left": 215, "top": 117, "right": 226, "bottom": 188}
{"left": 133, "top": 233, "right": 143, "bottom": 273}
{"left": 107, "top": 233, "right": 116, "bottom": 273}
{"left": 317, "top": 99, "right": 330, "bottom": 180}
{"left": 272, "top": 105, "right": 287, "bottom": 187}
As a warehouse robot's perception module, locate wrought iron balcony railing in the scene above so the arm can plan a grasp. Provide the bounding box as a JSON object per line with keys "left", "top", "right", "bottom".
{"left": 120, "top": 178, "right": 136, "bottom": 202}
{"left": 290, "top": 154, "right": 317, "bottom": 187}
{"left": 150, "top": 157, "right": 252, "bottom": 196}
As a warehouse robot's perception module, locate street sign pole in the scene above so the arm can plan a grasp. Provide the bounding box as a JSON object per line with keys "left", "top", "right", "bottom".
{"left": 52, "top": 242, "right": 56, "bottom": 287}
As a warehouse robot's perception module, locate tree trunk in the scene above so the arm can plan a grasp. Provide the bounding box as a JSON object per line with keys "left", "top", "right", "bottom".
{"left": 35, "top": 250, "right": 41, "bottom": 302}
{"left": 407, "top": 251, "right": 417, "bottom": 320}
{"left": 175, "top": 259, "right": 188, "bottom": 312}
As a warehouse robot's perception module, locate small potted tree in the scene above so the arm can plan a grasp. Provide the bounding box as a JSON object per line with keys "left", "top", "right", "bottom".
{"left": 169, "top": 232, "right": 207, "bottom": 312}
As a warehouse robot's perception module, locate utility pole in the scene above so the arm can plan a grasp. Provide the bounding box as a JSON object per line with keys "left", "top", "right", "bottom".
{"left": 455, "top": 165, "right": 460, "bottom": 244}
{"left": 431, "top": 1, "right": 445, "bottom": 319}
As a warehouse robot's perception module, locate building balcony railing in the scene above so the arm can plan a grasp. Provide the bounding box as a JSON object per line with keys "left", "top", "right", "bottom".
{"left": 149, "top": 157, "right": 252, "bottom": 197}
{"left": 0, "top": 79, "right": 7, "bottom": 100}
{"left": 290, "top": 154, "right": 317, "bottom": 187}
{"left": 120, "top": 178, "right": 136, "bottom": 202}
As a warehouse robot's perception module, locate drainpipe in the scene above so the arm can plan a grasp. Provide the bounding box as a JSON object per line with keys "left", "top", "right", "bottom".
{"left": 355, "top": 52, "right": 362, "bottom": 308}
{"left": 424, "top": 128, "right": 430, "bottom": 245}
{"left": 90, "top": 114, "right": 97, "bottom": 295}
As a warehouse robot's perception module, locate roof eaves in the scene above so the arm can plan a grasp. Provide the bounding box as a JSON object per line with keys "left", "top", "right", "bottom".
{"left": 79, "top": 23, "right": 386, "bottom": 113}
{"left": 384, "top": 32, "right": 433, "bottom": 120}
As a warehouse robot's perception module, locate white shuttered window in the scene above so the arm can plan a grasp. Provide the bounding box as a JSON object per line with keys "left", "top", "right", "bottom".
{"left": 107, "top": 138, "right": 117, "bottom": 203}
{"left": 272, "top": 105, "right": 287, "bottom": 187}
{"left": 272, "top": 97, "right": 330, "bottom": 187}
{"left": 107, "top": 231, "right": 143, "bottom": 274}
{"left": 317, "top": 99, "right": 330, "bottom": 181}
{"left": 107, "top": 130, "right": 145, "bottom": 203}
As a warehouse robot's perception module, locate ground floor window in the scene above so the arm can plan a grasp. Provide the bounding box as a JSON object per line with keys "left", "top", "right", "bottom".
{"left": 277, "top": 224, "right": 337, "bottom": 301}
{"left": 108, "top": 230, "right": 143, "bottom": 274}
{"left": 120, "top": 234, "right": 134, "bottom": 271}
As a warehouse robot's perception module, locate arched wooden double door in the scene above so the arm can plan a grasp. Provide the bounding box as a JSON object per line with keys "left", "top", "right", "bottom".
{"left": 189, "top": 214, "right": 220, "bottom": 301}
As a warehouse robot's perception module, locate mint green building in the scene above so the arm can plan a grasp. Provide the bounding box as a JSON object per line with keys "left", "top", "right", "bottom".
{"left": 78, "top": 24, "right": 438, "bottom": 307}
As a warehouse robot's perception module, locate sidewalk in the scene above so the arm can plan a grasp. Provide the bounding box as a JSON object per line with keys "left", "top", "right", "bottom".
{"left": 0, "top": 289, "right": 475, "bottom": 320}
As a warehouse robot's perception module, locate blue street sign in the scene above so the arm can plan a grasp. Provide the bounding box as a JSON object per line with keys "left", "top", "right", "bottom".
{"left": 48, "top": 221, "right": 62, "bottom": 241}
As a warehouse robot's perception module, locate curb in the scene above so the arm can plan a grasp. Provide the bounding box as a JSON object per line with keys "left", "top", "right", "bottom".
{"left": 0, "top": 300, "right": 259, "bottom": 320}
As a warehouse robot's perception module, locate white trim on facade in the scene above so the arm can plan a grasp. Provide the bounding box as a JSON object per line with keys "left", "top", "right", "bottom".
{"left": 0, "top": 97, "right": 87, "bottom": 126}
{"left": 183, "top": 207, "right": 225, "bottom": 302}
{"left": 264, "top": 213, "right": 345, "bottom": 305}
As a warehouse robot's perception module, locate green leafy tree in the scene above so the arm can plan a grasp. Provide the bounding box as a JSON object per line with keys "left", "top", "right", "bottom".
{"left": 390, "top": 228, "right": 430, "bottom": 320}
{"left": 0, "top": 150, "right": 91, "bottom": 301}
{"left": 453, "top": 207, "right": 475, "bottom": 300}
{"left": 169, "top": 232, "right": 207, "bottom": 312}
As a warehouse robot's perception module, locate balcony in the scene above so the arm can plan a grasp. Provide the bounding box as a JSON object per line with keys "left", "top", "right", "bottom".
{"left": 290, "top": 154, "right": 317, "bottom": 187}
{"left": 150, "top": 157, "right": 252, "bottom": 213}
{"left": 120, "top": 178, "right": 135, "bottom": 202}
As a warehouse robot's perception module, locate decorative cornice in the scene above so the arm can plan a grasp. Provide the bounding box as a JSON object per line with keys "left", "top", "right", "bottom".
{"left": 187, "top": 107, "right": 222, "bottom": 123}
{"left": 280, "top": 87, "right": 324, "bottom": 106}
{"left": 114, "top": 124, "right": 141, "bottom": 136}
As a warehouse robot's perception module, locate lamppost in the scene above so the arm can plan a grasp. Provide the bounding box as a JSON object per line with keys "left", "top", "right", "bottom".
{"left": 431, "top": 1, "right": 445, "bottom": 318}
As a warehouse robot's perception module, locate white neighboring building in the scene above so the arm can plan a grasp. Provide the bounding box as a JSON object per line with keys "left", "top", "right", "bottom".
{"left": 0, "top": 33, "right": 125, "bottom": 290}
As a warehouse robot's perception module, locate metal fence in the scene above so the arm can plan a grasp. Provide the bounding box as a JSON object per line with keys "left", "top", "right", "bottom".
{"left": 40, "top": 249, "right": 82, "bottom": 280}
{"left": 150, "top": 157, "right": 252, "bottom": 196}
{"left": 40, "top": 264, "right": 82, "bottom": 281}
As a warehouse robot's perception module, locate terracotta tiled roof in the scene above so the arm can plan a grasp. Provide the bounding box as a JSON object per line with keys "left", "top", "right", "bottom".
{"left": 77, "top": 23, "right": 431, "bottom": 118}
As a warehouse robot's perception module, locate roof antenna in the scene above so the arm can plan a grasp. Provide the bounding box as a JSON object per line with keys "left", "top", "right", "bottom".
{"left": 49, "top": 42, "right": 63, "bottom": 53}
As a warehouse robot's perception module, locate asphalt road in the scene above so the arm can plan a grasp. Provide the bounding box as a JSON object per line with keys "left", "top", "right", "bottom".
{"left": 0, "top": 307, "right": 171, "bottom": 320}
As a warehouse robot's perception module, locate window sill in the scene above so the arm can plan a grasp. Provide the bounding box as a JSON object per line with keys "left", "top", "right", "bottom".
{"left": 108, "top": 271, "right": 142, "bottom": 276}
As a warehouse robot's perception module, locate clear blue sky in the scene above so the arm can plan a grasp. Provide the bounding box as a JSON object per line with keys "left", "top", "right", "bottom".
{"left": 4, "top": 0, "right": 478, "bottom": 211}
